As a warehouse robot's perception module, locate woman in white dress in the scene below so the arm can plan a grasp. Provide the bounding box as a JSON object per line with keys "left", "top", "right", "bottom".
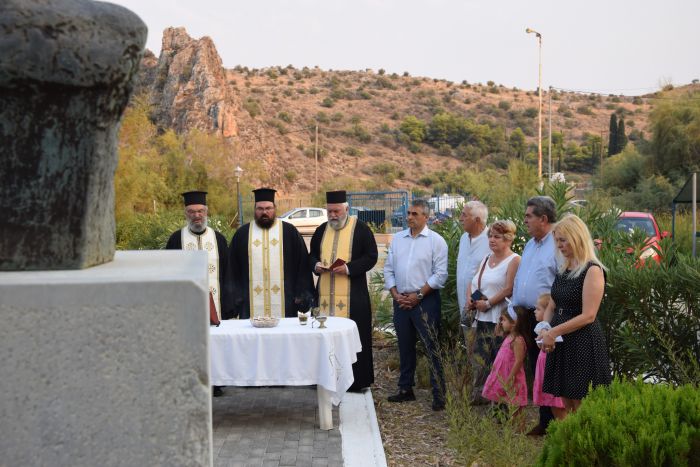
{"left": 466, "top": 220, "right": 521, "bottom": 404}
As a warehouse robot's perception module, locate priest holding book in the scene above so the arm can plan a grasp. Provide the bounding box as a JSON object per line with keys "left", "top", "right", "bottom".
{"left": 228, "top": 188, "right": 314, "bottom": 319}
{"left": 310, "top": 190, "right": 379, "bottom": 392}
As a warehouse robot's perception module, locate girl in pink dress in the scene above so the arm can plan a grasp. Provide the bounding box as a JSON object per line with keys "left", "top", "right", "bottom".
{"left": 533, "top": 294, "right": 566, "bottom": 419}
{"left": 482, "top": 306, "right": 528, "bottom": 411}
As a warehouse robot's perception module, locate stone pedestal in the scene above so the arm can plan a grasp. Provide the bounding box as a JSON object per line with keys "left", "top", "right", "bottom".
{"left": 0, "top": 251, "right": 212, "bottom": 466}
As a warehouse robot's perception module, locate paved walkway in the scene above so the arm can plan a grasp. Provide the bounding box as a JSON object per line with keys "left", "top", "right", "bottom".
{"left": 212, "top": 386, "right": 343, "bottom": 467}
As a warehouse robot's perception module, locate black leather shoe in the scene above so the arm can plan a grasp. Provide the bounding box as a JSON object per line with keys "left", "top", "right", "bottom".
{"left": 432, "top": 399, "right": 446, "bottom": 411}
{"left": 212, "top": 386, "right": 223, "bottom": 397}
{"left": 347, "top": 386, "right": 367, "bottom": 393}
{"left": 526, "top": 424, "right": 546, "bottom": 436}
{"left": 387, "top": 389, "right": 416, "bottom": 402}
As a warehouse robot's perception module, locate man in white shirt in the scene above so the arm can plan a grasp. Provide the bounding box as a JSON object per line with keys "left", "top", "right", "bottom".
{"left": 384, "top": 199, "right": 449, "bottom": 411}
{"left": 456, "top": 201, "right": 490, "bottom": 328}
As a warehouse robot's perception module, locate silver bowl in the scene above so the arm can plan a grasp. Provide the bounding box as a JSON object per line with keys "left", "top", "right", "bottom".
{"left": 250, "top": 316, "right": 280, "bottom": 328}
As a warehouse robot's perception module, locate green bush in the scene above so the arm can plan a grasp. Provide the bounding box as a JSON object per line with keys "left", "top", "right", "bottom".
{"left": 399, "top": 115, "right": 426, "bottom": 143}
{"left": 498, "top": 100, "right": 512, "bottom": 111}
{"left": 243, "top": 98, "right": 260, "bottom": 117}
{"left": 537, "top": 379, "right": 700, "bottom": 466}
{"left": 577, "top": 105, "right": 594, "bottom": 115}
{"left": 342, "top": 146, "right": 362, "bottom": 157}
{"left": 116, "top": 211, "right": 235, "bottom": 250}
{"left": 598, "top": 241, "right": 700, "bottom": 385}
{"left": 315, "top": 111, "right": 330, "bottom": 124}
{"left": 524, "top": 107, "right": 539, "bottom": 118}
{"left": 277, "top": 111, "right": 292, "bottom": 123}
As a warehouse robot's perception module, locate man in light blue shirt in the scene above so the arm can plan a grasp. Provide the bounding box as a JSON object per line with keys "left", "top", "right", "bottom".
{"left": 384, "top": 199, "right": 448, "bottom": 411}
{"left": 511, "top": 195, "right": 558, "bottom": 436}
{"left": 456, "top": 201, "right": 490, "bottom": 319}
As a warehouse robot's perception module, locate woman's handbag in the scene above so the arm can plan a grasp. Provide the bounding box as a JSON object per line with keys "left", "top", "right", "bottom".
{"left": 464, "top": 255, "right": 490, "bottom": 326}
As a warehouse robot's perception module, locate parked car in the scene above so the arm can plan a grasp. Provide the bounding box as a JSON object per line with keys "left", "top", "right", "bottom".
{"left": 390, "top": 206, "right": 406, "bottom": 227}
{"left": 615, "top": 211, "right": 670, "bottom": 263}
{"left": 278, "top": 207, "right": 328, "bottom": 235}
{"left": 568, "top": 199, "right": 588, "bottom": 208}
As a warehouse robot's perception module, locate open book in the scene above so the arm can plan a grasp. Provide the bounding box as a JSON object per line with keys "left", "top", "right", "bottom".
{"left": 318, "top": 258, "right": 346, "bottom": 272}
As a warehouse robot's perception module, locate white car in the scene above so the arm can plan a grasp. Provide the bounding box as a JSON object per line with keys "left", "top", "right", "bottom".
{"left": 279, "top": 207, "right": 328, "bottom": 235}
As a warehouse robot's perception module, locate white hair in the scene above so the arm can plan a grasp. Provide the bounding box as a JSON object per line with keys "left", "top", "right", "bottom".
{"left": 465, "top": 200, "right": 488, "bottom": 224}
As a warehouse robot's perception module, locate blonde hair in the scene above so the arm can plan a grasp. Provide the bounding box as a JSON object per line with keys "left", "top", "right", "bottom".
{"left": 488, "top": 219, "right": 517, "bottom": 241}
{"left": 553, "top": 214, "right": 606, "bottom": 277}
{"left": 536, "top": 293, "right": 551, "bottom": 309}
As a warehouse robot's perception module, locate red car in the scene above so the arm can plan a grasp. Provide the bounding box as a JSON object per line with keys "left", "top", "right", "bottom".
{"left": 615, "top": 211, "right": 670, "bottom": 263}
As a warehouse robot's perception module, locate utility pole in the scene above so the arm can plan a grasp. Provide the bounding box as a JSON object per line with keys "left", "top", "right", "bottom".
{"left": 314, "top": 124, "right": 319, "bottom": 194}
{"left": 526, "top": 28, "right": 543, "bottom": 182}
{"left": 548, "top": 86, "right": 552, "bottom": 181}
{"left": 600, "top": 129, "right": 605, "bottom": 179}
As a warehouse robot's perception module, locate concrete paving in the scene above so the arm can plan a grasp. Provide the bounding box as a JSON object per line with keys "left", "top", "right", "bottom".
{"left": 212, "top": 386, "right": 386, "bottom": 467}
{"left": 212, "top": 386, "right": 344, "bottom": 467}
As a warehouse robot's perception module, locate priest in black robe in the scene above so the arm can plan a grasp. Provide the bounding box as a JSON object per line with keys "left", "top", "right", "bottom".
{"left": 310, "top": 190, "right": 378, "bottom": 391}
{"left": 165, "top": 191, "right": 233, "bottom": 320}
{"left": 228, "top": 188, "right": 313, "bottom": 319}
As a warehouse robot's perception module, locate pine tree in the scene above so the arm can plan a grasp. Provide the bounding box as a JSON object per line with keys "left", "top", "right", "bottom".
{"left": 608, "top": 113, "right": 618, "bottom": 156}
{"left": 616, "top": 117, "right": 628, "bottom": 153}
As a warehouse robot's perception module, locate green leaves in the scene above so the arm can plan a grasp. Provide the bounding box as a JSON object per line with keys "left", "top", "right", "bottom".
{"left": 538, "top": 379, "right": 700, "bottom": 466}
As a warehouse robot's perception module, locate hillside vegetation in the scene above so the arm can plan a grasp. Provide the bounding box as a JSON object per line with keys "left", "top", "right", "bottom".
{"left": 116, "top": 28, "right": 700, "bottom": 221}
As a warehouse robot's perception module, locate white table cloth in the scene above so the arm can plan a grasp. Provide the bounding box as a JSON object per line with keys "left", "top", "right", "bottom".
{"left": 209, "top": 317, "right": 362, "bottom": 429}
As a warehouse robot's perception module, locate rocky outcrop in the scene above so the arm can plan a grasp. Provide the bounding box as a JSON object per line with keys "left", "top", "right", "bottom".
{"left": 146, "top": 27, "right": 238, "bottom": 137}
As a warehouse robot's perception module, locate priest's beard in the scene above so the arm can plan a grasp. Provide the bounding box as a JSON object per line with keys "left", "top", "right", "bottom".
{"left": 328, "top": 214, "right": 348, "bottom": 230}
{"left": 254, "top": 214, "right": 275, "bottom": 229}
{"left": 188, "top": 218, "right": 208, "bottom": 234}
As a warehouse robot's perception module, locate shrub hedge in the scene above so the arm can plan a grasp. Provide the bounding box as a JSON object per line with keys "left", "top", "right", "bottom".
{"left": 537, "top": 378, "right": 700, "bottom": 466}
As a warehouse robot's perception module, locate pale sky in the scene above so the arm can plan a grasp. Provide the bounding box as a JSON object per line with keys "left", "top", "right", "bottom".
{"left": 108, "top": 0, "right": 699, "bottom": 96}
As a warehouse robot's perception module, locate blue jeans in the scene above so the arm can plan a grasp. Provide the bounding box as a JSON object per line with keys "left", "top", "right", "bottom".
{"left": 393, "top": 291, "right": 445, "bottom": 402}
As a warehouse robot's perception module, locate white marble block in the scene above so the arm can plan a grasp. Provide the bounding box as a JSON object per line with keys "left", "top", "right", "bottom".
{"left": 0, "top": 251, "right": 212, "bottom": 467}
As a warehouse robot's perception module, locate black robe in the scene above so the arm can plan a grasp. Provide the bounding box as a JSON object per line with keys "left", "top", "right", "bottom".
{"left": 165, "top": 228, "right": 235, "bottom": 320}
{"left": 229, "top": 221, "right": 314, "bottom": 319}
{"left": 310, "top": 219, "right": 378, "bottom": 389}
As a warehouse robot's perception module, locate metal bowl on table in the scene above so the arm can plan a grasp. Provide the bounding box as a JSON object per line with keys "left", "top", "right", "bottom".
{"left": 250, "top": 316, "right": 280, "bottom": 328}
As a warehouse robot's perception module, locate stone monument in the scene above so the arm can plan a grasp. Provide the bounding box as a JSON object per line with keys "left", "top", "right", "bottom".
{"left": 0, "top": 0, "right": 146, "bottom": 270}
{"left": 0, "top": 1, "right": 214, "bottom": 466}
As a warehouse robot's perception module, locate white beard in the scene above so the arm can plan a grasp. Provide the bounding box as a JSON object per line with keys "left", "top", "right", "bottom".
{"left": 328, "top": 215, "right": 348, "bottom": 231}
{"left": 188, "top": 218, "right": 208, "bottom": 234}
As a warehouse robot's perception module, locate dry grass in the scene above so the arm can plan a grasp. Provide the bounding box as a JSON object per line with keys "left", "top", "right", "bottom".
{"left": 372, "top": 337, "right": 544, "bottom": 466}
{"left": 372, "top": 341, "right": 459, "bottom": 466}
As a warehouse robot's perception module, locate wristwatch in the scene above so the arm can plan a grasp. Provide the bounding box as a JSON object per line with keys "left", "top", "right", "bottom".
{"left": 416, "top": 291, "right": 424, "bottom": 301}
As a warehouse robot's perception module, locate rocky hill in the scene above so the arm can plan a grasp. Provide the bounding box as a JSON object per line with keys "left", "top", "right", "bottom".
{"left": 134, "top": 27, "right": 656, "bottom": 195}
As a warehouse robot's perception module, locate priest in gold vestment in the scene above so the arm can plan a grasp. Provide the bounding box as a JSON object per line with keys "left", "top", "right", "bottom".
{"left": 310, "top": 190, "right": 378, "bottom": 391}
{"left": 229, "top": 188, "right": 313, "bottom": 319}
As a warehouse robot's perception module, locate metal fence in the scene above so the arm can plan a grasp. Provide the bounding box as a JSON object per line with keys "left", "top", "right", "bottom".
{"left": 237, "top": 191, "right": 467, "bottom": 231}
{"left": 347, "top": 191, "right": 409, "bottom": 233}
{"left": 346, "top": 191, "right": 468, "bottom": 231}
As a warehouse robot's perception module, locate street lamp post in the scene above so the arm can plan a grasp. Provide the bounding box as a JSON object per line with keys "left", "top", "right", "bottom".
{"left": 235, "top": 165, "right": 244, "bottom": 227}
{"left": 526, "top": 27, "right": 543, "bottom": 182}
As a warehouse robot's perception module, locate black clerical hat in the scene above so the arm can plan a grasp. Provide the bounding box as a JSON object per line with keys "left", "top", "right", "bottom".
{"left": 182, "top": 191, "right": 207, "bottom": 206}
{"left": 326, "top": 190, "right": 347, "bottom": 204}
{"left": 253, "top": 188, "right": 276, "bottom": 203}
